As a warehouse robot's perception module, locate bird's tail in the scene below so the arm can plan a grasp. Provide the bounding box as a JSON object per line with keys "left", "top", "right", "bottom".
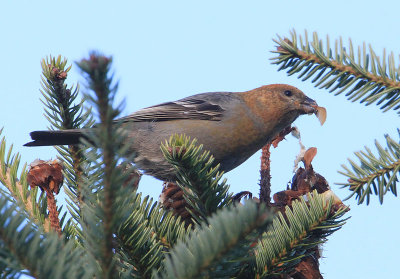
{"left": 24, "top": 129, "right": 88, "bottom": 146}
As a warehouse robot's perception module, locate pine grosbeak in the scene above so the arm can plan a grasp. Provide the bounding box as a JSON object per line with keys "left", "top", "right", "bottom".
{"left": 25, "top": 84, "right": 319, "bottom": 181}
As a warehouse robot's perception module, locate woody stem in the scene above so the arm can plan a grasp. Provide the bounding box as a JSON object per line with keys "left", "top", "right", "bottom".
{"left": 259, "top": 143, "right": 272, "bottom": 206}
{"left": 46, "top": 181, "right": 61, "bottom": 236}
{"left": 259, "top": 126, "right": 295, "bottom": 205}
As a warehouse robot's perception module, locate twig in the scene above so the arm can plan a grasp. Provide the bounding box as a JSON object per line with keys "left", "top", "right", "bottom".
{"left": 45, "top": 185, "right": 62, "bottom": 236}
{"left": 259, "top": 143, "right": 272, "bottom": 205}
{"left": 259, "top": 126, "right": 296, "bottom": 205}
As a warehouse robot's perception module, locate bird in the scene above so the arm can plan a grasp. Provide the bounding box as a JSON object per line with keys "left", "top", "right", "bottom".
{"left": 25, "top": 84, "right": 320, "bottom": 181}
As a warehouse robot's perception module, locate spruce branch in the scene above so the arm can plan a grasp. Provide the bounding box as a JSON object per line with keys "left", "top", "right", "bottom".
{"left": 40, "top": 55, "right": 95, "bottom": 221}
{"left": 77, "top": 53, "right": 118, "bottom": 278}
{"left": 0, "top": 244, "right": 21, "bottom": 279}
{"left": 272, "top": 30, "right": 400, "bottom": 113}
{"left": 160, "top": 134, "right": 233, "bottom": 225}
{"left": 338, "top": 132, "right": 400, "bottom": 204}
{"left": 0, "top": 130, "right": 51, "bottom": 232}
{"left": 254, "top": 191, "right": 348, "bottom": 278}
{"left": 0, "top": 195, "right": 89, "bottom": 278}
{"left": 116, "top": 194, "right": 189, "bottom": 277}
{"left": 147, "top": 204, "right": 189, "bottom": 248}
{"left": 117, "top": 194, "right": 163, "bottom": 278}
{"left": 76, "top": 52, "right": 137, "bottom": 278}
{"left": 156, "top": 201, "right": 273, "bottom": 279}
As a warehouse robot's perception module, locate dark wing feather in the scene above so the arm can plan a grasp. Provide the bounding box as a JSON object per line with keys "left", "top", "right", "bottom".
{"left": 118, "top": 93, "right": 228, "bottom": 123}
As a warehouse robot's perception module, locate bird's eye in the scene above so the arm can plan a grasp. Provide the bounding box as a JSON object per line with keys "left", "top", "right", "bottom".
{"left": 284, "top": 90, "right": 293, "bottom": 97}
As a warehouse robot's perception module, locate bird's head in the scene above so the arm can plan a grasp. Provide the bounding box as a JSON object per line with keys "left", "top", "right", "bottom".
{"left": 271, "top": 84, "right": 318, "bottom": 115}
{"left": 241, "top": 84, "right": 321, "bottom": 127}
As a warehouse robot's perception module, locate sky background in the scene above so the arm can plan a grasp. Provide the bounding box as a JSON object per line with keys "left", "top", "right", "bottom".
{"left": 1, "top": 1, "right": 400, "bottom": 278}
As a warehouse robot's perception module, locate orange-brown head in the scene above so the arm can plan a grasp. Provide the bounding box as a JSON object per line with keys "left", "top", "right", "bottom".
{"left": 242, "top": 84, "right": 317, "bottom": 118}
{"left": 241, "top": 84, "right": 317, "bottom": 131}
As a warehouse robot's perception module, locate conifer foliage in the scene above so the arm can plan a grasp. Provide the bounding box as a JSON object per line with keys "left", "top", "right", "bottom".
{"left": 272, "top": 30, "right": 400, "bottom": 204}
{"left": 0, "top": 51, "right": 347, "bottom": 278}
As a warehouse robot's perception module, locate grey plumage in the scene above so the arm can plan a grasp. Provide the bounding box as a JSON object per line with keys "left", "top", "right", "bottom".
{"left": 25, "top": 85, "right": 318, "bottom": 181}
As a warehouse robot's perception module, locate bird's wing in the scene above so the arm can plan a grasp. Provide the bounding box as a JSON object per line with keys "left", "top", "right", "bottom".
{"left": 117, "top": 93, "right": 231, "bottom": 122}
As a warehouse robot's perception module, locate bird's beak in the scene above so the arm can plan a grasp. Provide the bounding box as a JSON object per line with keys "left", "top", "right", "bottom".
{"left": 299, "top": 96, "right": 318, "bottom": 115}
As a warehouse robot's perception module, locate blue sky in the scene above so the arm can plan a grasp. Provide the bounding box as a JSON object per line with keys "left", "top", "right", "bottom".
{"left": 1, "top": 1, "right": 400, "bottom": 278}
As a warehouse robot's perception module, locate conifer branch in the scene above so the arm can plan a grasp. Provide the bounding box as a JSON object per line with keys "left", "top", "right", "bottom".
{"left": 156, "top": 201, "right": 273, "bottom": 279}
{"left": 254, "top": 191, "right": 348, "bottom": 278}
{"left": 0, "top": 130, "right": 51, "bottom": 231}
{"left": 0, "top": 244, "right": 21, "bottom": 278}
{"left": 117, "top": 196, "right": 163, "bottom": 277}
{"left": 77, "top": 53, "right": 119, "bottom": 278}
{"left": 147, "top": 200, "right": 190, "bottom": 248}
{"left": 40, "top": 55, "right": 94, "bottom": 227}
{"left": 116, "top": 194, "right": 189, "bottom": 277}
{"left": 272, "top": 30, "right": 400, "bottom": 113}
{"left": 338, "top": 132, "right": 400, "bottom": 204}
{"left": 160, "top": 134, "right": 233, "bottom": 224}
{"left": 0, "top": 196, "right": 88, "bottom": 278}
{"left": 77, "top": 52, "right": 137, "bottom": 278}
